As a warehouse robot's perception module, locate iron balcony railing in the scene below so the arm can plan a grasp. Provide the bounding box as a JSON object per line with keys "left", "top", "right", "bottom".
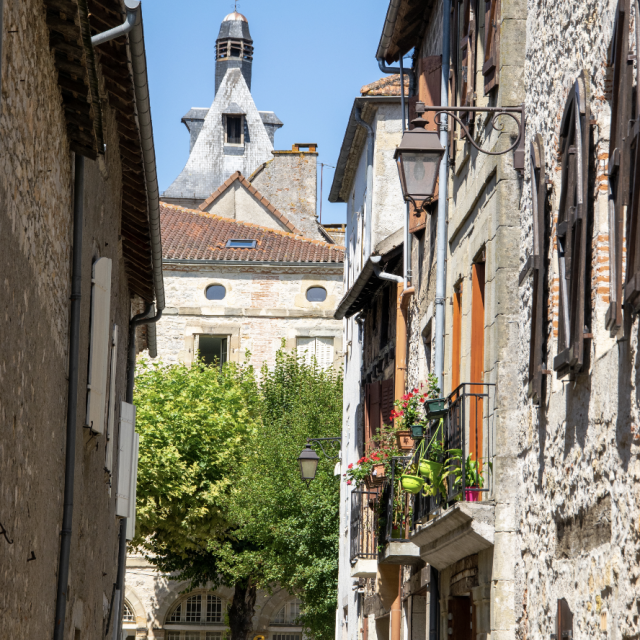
{"left": 382, "top": 456, "right": 413, "bottom": 547}
{"left": 350, "top": 490, "right": 379, "bottom": 563}
{"left": 412, "top": 382, "right": 495, "bottom": 527}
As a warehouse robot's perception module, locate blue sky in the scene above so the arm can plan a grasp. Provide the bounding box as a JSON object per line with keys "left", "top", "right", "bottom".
{"left": 143, "top": 0, "right": 392, "bottom": 225}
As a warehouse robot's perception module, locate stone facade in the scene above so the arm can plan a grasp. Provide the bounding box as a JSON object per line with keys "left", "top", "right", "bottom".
{"left": 155, "top": 262, "right": 344, "bottom": 372}
{"left": 123, "top": 554, "right": 305, "bottom": 640}
{"left": 0, "top": 0, "right": 160, "bottom": 638}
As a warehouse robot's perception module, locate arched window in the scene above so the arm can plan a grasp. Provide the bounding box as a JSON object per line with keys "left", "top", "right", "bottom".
{"left": 306, "top": 286, "right": 327, "bottom": 302}
{"left": 122, "top": 600, "right": 135, "bottom": 622}
{"left": 165, "top": 592, "right": 227, "bottom": 640}
{"left": 271, "top": 600, "right": 301, "bottom": 625}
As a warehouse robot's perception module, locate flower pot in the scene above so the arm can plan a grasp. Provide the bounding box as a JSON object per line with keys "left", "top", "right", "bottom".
{"left": 419, "top": 459, "right": 443, "bottom": 480}
{"left": 425, "top": 398, "right": 447, "bottom": 419}
{"left": 367, "top": 464, "right": 386, "bottom": 487}
{"left": 391, "top": 527, "right": 405, "bottom": 540}
{"left": 410, "top": 424, "right": 424, "bottom": 438}
{"left": 396, "top": 431, "right": 414, "bottom": 450}
{"left": 465, "top": 487, "right": 481, "bottom": 502}
{"left": 401, "top": 474, "right": 425, "bottom": 494}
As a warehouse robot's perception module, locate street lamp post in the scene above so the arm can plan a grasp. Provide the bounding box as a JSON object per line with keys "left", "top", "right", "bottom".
{"left": 297, "top": 437, "right": 341, "bottom": 486}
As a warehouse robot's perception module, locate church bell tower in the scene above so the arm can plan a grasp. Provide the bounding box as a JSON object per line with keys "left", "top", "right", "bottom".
{"left": 215, "top": 11, "right": 253, "bottom": 95}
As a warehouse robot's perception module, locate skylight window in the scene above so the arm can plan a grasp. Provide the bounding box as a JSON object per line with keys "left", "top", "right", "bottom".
{"left": 226, "top": 239, "right": 257, "bottom": 248}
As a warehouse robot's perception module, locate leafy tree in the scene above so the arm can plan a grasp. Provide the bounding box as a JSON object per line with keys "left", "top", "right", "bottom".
{"left": 133, "top": 349, "right": 342, "bottom": 640}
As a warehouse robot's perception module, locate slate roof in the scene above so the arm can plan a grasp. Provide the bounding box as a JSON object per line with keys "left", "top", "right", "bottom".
{"left": 360, "top": 74, "right": 410, "bottom": 96}
{"left": 161, "top": 203, "right": 345, "bottom": 263}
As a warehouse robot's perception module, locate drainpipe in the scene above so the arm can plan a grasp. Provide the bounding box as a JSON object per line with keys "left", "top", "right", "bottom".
{"left": 434, "top": 0, "right": 451, "bottom": 392}
{"left": 354, "top": 107, "right": 374, "bottom": 261}
{"left": 53, "top": 154, "right": 84, "bottom": 640}
{"left": 91, "top": 0, "right": 139, "bottom": 47}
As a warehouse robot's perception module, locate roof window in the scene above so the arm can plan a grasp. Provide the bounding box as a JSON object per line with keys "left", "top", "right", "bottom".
{"left": 226, "top": 239, "right": 257, "bottom": 248}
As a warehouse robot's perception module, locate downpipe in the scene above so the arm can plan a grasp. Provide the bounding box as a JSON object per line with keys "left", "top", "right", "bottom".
{"left": 434, "top": 0, "right": 451, "bottom": 392}
{"left": 53, "top": 154, "right": 84, "bottom": 640}
{"left": 354, "top": 107, "right": 374, "bottom": 261}
{"left": 91, "top": 0, "right": 139, "bottom": 47}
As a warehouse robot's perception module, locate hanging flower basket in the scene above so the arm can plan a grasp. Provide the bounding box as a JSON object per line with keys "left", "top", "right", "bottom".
{"left": 410, "top": 424, "right": 424, "bottom": 439}
{"left": 400, "top": 474, "right": 424, "bottom": 494}
{"left": 425, "top": 398, "right": 447, "bottom": 419}
{"left": 396, "top": 431, "right": 414, "bottom": 450}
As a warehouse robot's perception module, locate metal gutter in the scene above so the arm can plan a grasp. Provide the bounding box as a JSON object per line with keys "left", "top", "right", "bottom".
{"left": 376, "top": 0, "right": 403, "bottom": 62}
{"left": 91, "top": 0, "right": 138, "bottom": 47}
{"left": 125, "top": 1, "right": 165, "bottom": 356}
{"left": 329, "top": 96, "right": 401, "bottom": 204}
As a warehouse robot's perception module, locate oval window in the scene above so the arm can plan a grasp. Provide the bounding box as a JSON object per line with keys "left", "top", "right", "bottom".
{"left": 205, "top": 284, "right": 226, "bottom": 301}
{"left": 306, "top": 286, "right": 327, "bottom": 302}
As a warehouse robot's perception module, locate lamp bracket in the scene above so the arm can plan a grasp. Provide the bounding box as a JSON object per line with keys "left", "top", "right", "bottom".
{"left": 419, "top": 103, "right": 526, "bottom": 175}
{"left": 307, "top": 437, "right": 341, "bottom": 460}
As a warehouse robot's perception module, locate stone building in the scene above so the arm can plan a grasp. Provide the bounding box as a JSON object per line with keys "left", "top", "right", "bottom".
{"left": 123, "top": 553, "right": 305, "bottom": 640}
{"left": 0, "top": 1, "right": 163, "bottom": 638}
{"left": 333, "top": 2, "right": 640, "bottom": 640}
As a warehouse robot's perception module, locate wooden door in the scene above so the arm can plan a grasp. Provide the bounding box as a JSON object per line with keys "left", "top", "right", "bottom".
{"left": 448, "top": 596, "right": 472, "bottom": 640}
{"left": 470, "top": 261, "right": 485, "bottom": 471}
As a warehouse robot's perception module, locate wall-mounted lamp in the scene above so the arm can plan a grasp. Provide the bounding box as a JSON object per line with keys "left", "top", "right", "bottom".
{"left": 297, "top": 437, "right": 341, "bottom": 486}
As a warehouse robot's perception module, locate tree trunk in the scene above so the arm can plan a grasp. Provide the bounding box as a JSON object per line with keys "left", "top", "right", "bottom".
{"left": 228, "top": 580, "right": 257, "bottom": 640}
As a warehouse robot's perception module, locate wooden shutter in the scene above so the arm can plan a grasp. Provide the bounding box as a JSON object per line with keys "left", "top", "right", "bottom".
{"left": 459, "top": 0, "right": 477, "bottom": 110}
{"left": 116, "top": 401, "right": 136, "bottom": 518}
{"left": 520, "top": 135, "right": 547, "bottom": 403}
{"left": 296, "top": 337, "right": 315, "bottom": 366}
{"left": 365, "top": 382, "right": 381, "bottom": 446}
{"left": 86, "top": 257, "right": 112, "bottom": 434}
{"left": 381, "top": 378, "right": 395, "bottom": 426}
{"left": 553, "top": 73, "right": 591, "bottom": 376}
{"left": 126, "top": 432, "right": 139, "bottom": 540}
{"left": 482, "top": 0, "right": 500, "bottom": 94}
{"left": 623, "top": 0, "right": 640, "bottom": 312}
{"left": 606, "top": 0, "right": 632, "bottom": 328}
{"left": 316, "top": 337, "right": 334, "bottom": 369}
{"left": 557, "top": 599, "right": 573, "bottom": 640}
{"left": 105, "top": 325, "right": 119, "bottom": 477}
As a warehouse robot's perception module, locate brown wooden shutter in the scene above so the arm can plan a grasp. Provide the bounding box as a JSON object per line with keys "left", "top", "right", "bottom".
{"left": 380, "top": 378, "right": 395, "bottom": 426}
{"left": 623, "top": 0, "right": 640, "bottom": 312}
{"left": 459, "top": 0, "right": 477, "bottom": 110}
{"left": 553, "top": 73, "right": 591, "bottom": 376}
{"left": 366, "top": 382, "right": 381, "bottom": 448}
{"left": 482, "top": 0, "right": 500, "bottom": 94}
{"left": 606, "top": 0, "right": 632, "bottom": 329}
{"left": 557, "top": 599, "right": 573, "bottom": 640}
{"left": 519, "top": 134, "right": 547, "bottom": 403}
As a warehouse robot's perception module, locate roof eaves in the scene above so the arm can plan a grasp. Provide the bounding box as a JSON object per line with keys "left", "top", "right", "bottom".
{"left": 328, "top": 96, "right": 401, "bottom": 204}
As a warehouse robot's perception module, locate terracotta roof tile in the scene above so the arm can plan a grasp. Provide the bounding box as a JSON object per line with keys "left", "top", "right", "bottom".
{"left": 360, "top": 74, "right": 410, "bottom": 96}
{"left": 160, "top": 203, "right": 345, "bottom": 264}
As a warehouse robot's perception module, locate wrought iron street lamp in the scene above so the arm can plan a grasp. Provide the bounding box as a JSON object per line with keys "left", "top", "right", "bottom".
{"left": 394, "top": 117, "right": 445, "bottom": 209}
{"left": 297, "top": 437, "right": 341, "bottom": 486}
{"left": 395, "top": 101, "right": 525, "bottom": 212}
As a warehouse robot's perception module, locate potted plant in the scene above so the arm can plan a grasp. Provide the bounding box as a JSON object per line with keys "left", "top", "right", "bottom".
{"left": 443, "top": 451, "right": 492, "bottom": 501}
{"left": 400, "top": 462, "right": 425, "bottom": 495}
{"left": 424, "top": 373, "right": 447, "bottom": 419}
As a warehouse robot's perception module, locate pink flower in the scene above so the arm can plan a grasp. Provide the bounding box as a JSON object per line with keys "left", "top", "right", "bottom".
{"left": 412, "top": 388, "right": 418, "bottom": 393}
{"left": 347, "top": 480, "right": 352, "bottom": 485}
{"left": 348, "top": 463, "right": 353, "bottom": 469}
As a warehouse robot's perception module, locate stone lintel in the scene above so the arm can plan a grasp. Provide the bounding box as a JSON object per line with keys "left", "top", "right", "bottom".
{"left": 165, "top": 307, "right": 337, "bottom": 318}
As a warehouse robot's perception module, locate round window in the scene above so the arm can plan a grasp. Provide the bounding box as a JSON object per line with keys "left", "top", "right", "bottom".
{"left": 306, "top": 286, "right": 327, "bottom": 302}
{"left": 205, "top": 284, "right": 226, "bottom": 300}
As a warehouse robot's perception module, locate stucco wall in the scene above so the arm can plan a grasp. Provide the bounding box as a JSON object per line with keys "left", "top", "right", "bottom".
{"left": 0, "top": 0, "right": 140, "bottom": 637}
{"left": 152, "top": 264, "right": 344, "bottom": 372}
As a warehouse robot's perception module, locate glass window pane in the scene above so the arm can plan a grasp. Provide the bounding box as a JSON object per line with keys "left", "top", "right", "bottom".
{"left": 169, "top": 603, "right": 182, "bottom": 622}
{"left": 185, "top": 633, "right": 202, "bottom": 640}
{"left": 198, "top": 336, "right": 228, "bottom": 368}
{"left": 205, "top": 285, "right": 226, "bottom": 301}
{"left": 207, "top": 595, "right": 222, "bottom": 623}
{"left": 122, "top": 601, "right": 135, "bottom": 622}
{"left": 186, "top": 595, "right": 202, "bottom": 622}
{"left": 167, "top": 633, "right": 181, "bottom": 640}
{"left": 306, "top": 287, "right": 327, "bottom": 302}
{"left": 206, "top": 633, "right": 224, "bottom": 640}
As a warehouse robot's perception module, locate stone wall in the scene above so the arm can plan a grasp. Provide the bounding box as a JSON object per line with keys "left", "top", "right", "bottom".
{"left": 0, "top": 1, "right": 144, "bottom": 637}
{"left": 153, "top": 264, "right": 344, "bottom": 372}
{"left": 517, "top": 1, "right": 640, "bottom": 638}
{"left": 250, "top": 148, "right": 323, "bottom": 241}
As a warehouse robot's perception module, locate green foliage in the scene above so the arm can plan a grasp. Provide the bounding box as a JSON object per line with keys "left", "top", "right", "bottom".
{"left": 132, "top": 347, "right": 342, "bottom": 640}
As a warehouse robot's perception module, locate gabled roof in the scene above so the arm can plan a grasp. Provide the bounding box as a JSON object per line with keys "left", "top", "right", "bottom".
{"left": 198, "top": 171, "right": 301, "bottom": 235}
{"left": 161, "top": 203, "right": 345, "bottom": 264}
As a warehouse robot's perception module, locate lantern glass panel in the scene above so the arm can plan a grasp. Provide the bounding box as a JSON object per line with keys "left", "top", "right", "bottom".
{"left": 401, "top": 152, "right": 441, "bottom": 200}
{"left": 299, "top": 456, "right": 319, "bottom": 481}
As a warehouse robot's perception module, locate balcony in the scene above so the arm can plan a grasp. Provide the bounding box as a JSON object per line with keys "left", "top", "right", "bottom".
{"left": 410, "top": 383, "right": 496, "bottom": 570}
{"left": 350, "top": 490, "right": 379, "bottom": 577}
{"left": 378, "top": 459, "right": 421, "bottom": 565}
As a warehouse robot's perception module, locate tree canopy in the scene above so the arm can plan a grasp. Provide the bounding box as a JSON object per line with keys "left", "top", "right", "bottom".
{"left": 132, "top": 347, "right": 342, "bottom": 640}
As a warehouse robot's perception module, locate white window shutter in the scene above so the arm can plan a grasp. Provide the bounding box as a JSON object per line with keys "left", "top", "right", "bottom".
{"left": 86, "top": 257, "right": 112, "bottom": 434}
{"left": 126, "top": 433, "right": 139, "bottom": 540}
{"left": 316, "top": 337, "right": 334, "bottom": 369}
{"left": 296, "top": 337, "right": 315, "bottom": 366}
{"left": 105, "top": 325, "right": 119, "bottom": 478}
{"left": 116, "top": 402, "right": 136, "bottom": 517}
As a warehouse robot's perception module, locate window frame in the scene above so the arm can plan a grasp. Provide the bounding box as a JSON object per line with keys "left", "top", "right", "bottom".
{"left": 305, "top": 286, "right": 327, "bottom": 302}
{"left": 196, "top": 334, "right": 229, "bottom": 369}
{"left": 482, "top": 0, "right": 500, "bottom": 94}
{"left": 606, "top": 0, "right": 633, "bottom": 329}
{"left": 205, "top": 284, "right": 227, "bottom": 301}
{"left": 296, "top": 336, "right": 335, "bottom": 369}
{"left": 226, "top": 239, "right": 256, "bottom": 248}
{"left": 553, "top": 72, "right": 591, "bottom": 376}
{"left": 165, "top": 592, "right": 227, "bottom": 628}
{"left": 224, "top": 115, "right": 244, "bottom": 146}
